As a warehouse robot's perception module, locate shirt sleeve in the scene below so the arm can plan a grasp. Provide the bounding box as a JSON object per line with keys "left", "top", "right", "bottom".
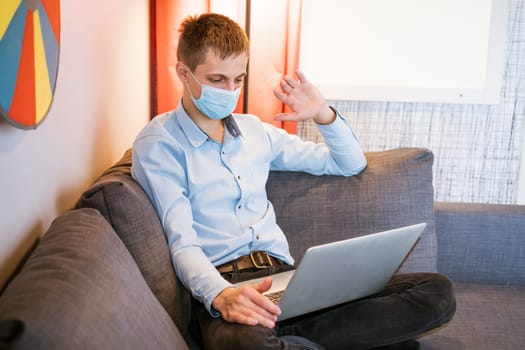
{"left": 266, "top": 108, "right": 367, "bottom": 175}
{"left": 131, "top": 136, "right": 231, "bottom": 315}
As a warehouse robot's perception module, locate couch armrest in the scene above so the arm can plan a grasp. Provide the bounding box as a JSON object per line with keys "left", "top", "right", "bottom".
{"left": 435, "top": 202, "right": 525, "bottom": 285}
{"left": 0, "top": 209, "right": 188, "bottom": 349}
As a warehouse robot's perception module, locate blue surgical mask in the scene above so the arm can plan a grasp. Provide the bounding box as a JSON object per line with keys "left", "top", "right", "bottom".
{"left": 187, "top": 70, "right": 241, "bottom": 120}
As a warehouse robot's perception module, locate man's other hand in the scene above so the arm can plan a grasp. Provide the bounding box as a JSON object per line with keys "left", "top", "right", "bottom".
{"left": 212, "top": 277, "right": 281, "bottom": 328}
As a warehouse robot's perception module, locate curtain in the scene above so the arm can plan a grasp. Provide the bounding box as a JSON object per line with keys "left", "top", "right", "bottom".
{"left": 151, "top": 0, "right": 301, "bottom": 133}
{"left": 245, "top": 0, "right": 301, "bottom": 132}
{"left": 151, "top": 0, "right": 245, "bottom": 117}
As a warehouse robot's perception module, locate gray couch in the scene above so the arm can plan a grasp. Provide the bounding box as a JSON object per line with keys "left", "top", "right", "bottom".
{"left": 0, "top": 148, "right": 523, "bottom": 349}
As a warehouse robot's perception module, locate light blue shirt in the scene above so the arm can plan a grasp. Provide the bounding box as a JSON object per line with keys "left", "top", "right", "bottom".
{"left": 131, "top": 103, "right": 367, "bottom": 314}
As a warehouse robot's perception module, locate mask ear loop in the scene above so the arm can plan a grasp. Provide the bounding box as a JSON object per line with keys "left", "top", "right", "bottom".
{"left": 182, "top": 64, "right": 202, "bottom": 100}
{"left": 181, "top": 64, "right": 200, "bottom": 85}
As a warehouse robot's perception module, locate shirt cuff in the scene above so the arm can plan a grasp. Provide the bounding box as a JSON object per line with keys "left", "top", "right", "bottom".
{"left": 317, "top": 107, "right": 358, "bottom": 140}
{"left": 202, "top": 278, "right": 234, "bottom": 317}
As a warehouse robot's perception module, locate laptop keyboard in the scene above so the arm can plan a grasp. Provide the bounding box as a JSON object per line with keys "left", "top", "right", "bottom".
{"left": 265, "top": 290, "right": 285, "bottom": 304}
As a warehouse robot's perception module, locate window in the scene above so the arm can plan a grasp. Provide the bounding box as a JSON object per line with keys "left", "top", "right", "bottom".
{"left": 299, "top": 0, "right": 507, "bottom": 104}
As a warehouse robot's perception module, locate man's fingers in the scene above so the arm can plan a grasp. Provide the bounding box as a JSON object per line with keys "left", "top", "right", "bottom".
{"left": 245, "top": 280, "right": 282, "bottom": 317}
{"left": 274, "top": 113, "right": 297, "bottom": 122}
{"left": 295, "top": 70, "right": 307, "bottom": 84}
{"left": 235, "top": 311, "right": 275, "bottom": 328}
{"left": 284, "top": 75, "right": 299, "bottom": 88}
{"left": 280, "top": 79, "right": 294, "bottom": 94}
{"left": 225, "top": 287, "right": 279, "bottom": 328}
{"left": 273, "top": 88, "right": 287, "bottom": 102}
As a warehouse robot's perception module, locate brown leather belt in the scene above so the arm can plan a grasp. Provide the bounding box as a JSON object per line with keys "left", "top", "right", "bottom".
{"left": 217, "top": 251, "right": 283, "bottom": 274}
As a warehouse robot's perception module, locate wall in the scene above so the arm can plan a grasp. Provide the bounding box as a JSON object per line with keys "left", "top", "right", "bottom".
{"left": 299, "top": 0, "right": 525, "bottom": 205}
{"left": 0, "top": 0, "right": 150, "bottom": 287}
{"left": 519, "top": 126, "right": 525, "bottom": 203}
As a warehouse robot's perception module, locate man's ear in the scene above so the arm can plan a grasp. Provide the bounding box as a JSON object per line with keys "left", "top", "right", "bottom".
{"left": 175, "top": 62, "right": 189, "bottom": 82}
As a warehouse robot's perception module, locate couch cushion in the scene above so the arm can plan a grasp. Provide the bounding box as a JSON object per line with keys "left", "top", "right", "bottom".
{"left": 420, "top": 282, "right": 525, "bottom": 349}
{"left": 76, "top": 150, "right": 191, "bottom": 331}
{"left": 267, "top": 148, "right": 437, "bottom": 272}
{"left": 435, "top": 202, "right": 525, "bottom": 285}
{"left": 0, "top": 208, "right": 188, "bottom": 350}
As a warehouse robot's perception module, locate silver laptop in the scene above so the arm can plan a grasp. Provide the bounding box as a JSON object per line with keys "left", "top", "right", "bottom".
{"left": 234, "top": 223, "right": 426, "bottom": 321}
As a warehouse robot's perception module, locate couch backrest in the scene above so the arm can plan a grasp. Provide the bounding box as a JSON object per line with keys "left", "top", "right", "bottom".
{"left": 76, "top": 150, "right": 192, "bottom": 333}
{"left": 435, "top": 202, "right": 525, "bottom": 285}
{"left": 267, "top": 147, "right": 438, "bottom": 273}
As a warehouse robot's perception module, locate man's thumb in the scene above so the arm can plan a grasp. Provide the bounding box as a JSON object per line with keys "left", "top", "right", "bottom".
{"left": 255, "top": 276, "right": 273, "bottom": 293}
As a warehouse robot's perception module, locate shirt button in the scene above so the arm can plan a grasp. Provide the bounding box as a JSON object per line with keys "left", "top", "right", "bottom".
{"left": 238, "top": 204, "right": 242, "bottom": 210}
{"left": 237, "top": 175, "right": 241, "bottom": 180}
{"left": 256, "top": 235, "right": 260, "bottom": 240}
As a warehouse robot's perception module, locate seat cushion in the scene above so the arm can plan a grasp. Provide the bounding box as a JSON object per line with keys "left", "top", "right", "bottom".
{"left": 420, "top": 282, "right": 525, "bottom": 349}
{"left": 0, "top": 208, "right": 188, "bottom": 350}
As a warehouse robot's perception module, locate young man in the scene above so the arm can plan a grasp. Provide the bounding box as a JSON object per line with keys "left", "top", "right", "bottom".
{"left": 132, "top": 13, "right": 455, "bottom": 350}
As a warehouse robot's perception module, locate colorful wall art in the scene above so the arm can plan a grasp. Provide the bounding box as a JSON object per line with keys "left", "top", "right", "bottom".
{"left": 0, "top": 0, "right": 60, "bottom": 129}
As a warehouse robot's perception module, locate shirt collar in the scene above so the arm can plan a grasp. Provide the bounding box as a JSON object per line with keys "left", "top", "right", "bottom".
{"left": 174, "top": 103, "right": 242, "bottom": 148}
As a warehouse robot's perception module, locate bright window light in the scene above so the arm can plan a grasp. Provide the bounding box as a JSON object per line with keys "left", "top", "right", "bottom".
{"left": 299, "top": 0, "right": 507, "bottom": 104}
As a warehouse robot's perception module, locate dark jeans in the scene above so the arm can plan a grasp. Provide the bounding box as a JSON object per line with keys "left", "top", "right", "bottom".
{"left": 190, "top": 265, "right": 456, "bottom": 350}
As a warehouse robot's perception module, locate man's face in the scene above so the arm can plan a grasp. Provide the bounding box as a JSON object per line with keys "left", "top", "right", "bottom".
{"left": 187, "top": 50, "right": 248, "bottom": 99}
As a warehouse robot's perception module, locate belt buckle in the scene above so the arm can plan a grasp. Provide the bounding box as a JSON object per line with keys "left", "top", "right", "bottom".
{"left": 249, "top": 251, "right": 273, "bottom": 269}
